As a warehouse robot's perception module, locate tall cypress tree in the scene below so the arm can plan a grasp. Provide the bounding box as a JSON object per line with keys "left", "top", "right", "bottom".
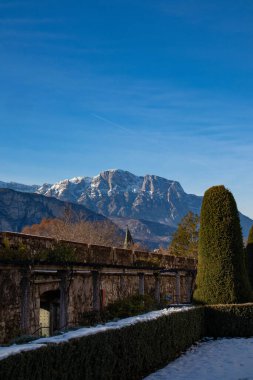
{"left": 193, "top": 185, "right": 252, "bottom": 304}
{"left": 247, "top": 225, "right": 253, "bottom": 287}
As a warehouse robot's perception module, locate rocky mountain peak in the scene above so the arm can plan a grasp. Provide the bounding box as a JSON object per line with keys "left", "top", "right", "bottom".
{"left": 0, "top": 169, "right": 252, "bottom": 247}
{"left": 93, "top": 169, "right": 142, "bottom": 193}
{"left": 33, "top": 169, "right": 192, "bottom": 224}
{"left": 141, "top": 174, "right": 184, "bottom": 197}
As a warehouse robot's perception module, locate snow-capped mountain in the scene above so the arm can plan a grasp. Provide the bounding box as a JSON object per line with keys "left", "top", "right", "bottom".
{"left": 34, "top": 169, "right": 252, "bottom": 246}
{"left": 0, "top": 169, "right": 252, "bottom": 248}
{"left": 0, "top": 180, "right": 41, "bottom": 193}
{"left": 36, "top": 169, "right": 201, "bottom": 227}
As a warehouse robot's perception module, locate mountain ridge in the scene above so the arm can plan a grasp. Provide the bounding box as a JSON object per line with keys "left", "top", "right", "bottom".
{"left": 36, "top": 169, "right": 201, "bottom": 227}
{"left": 0, "top": 188, "right": 106, "bottom": 233}
{"left": 0, "top": 169, "right": 252, "bottom": 248}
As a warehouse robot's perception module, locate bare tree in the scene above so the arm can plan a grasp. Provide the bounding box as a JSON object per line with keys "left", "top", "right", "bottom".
{"left": 22, "top": 215, "right": 123, "bottom": 247}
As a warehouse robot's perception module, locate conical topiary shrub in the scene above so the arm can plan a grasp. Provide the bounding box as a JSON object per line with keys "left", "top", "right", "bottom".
{"left": 193, "top": 185, "right": 252, "bottom": 304}
{"left": 247, "top": 225, "right": 253, "bottom": 287}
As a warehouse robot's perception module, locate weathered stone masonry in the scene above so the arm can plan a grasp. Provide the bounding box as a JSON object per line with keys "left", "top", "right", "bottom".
{"left": 0, "top": 232, "right": 197, "bottom": 343}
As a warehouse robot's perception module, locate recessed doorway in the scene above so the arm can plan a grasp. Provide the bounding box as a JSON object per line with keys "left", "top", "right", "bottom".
{"left": 39, "top": 289, "right": 60, "bottom": 336}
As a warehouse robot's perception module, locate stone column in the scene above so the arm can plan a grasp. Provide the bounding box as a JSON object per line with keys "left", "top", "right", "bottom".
{"left": 58, "top": 270, "right": 69, "bottom": 329}
{"left": 189, "top": 272, "right": 196, "bottom": 303}
{"left": 175, "top": 272, "right": 181, "bottom": 304}
{"left": 50, "top": 303, "right": 54, "bottom": 336}
{"left": 120, "top": 273, "right": 126, "bottom": 298}
{"left": 138, "top": 273, "right": 145, "bottom": 296}
{"left": 154, "top": 273, "right": 160, "bottom": 303}
{"left": 186, "top": 274, "right": 192, "bottom": 303}
{"left": 92, "top": 271, "right": 100, "bottom": 312}
{"left": 20, "top": 267, "right": 31, "bottom": 334}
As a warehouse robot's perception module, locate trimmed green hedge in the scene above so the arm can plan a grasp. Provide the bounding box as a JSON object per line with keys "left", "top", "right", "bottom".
{"left": 247, "top": 225, "right": 253, "bottom": 287}
{"left": 2, "top": 304, "right": 253, "bottom": 380}
{"left": 194, "top": 186, "right": 252, "bottom": 304}
{"left": 205, "top": 303, "right": 253, "bottom": 337}
{"left": 0, "top": 308, "right": 204, "bottom": 380}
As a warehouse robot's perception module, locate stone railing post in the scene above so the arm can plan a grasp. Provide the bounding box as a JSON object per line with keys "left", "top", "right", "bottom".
{"left": 186, "top": 274, "right": 192, "bottom": 303}
{"left": 154, "top": 273, "right": 160, "bottom": 303}
{"left": 176, "top": 271, "right": 181, "bottom": 304}
{"left": 20, "top": 267, "right": 31, "bottom": 334}
{"left": 189, "top": 271, "right": 196, "bottom": 303}
{"left": 92, "top": 271, "right": 101, "bottom": 312}
{"left": 120, "top": 272, "right": 126, "bottom": 298}
{"left": 138, "top": 273, "right": 145, "bottom": 296}
{"left": 58, "top": 270, "right": 69, "bottom": 329}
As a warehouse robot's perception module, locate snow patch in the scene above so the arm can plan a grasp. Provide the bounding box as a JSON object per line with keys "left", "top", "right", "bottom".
{"left": 69, "top": 176, "right": 85, "bottom": 184}
{"left": 144, "top": 337, "right": 253, "bottom": 380}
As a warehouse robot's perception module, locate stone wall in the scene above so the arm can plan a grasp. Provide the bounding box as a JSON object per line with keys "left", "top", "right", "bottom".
{"left": 0, "top": 232, "right": 197, "bottom": 269}
{"left": 0, "top": 232, "right": 197, "bottom": 343}
{"left": 0, "top": 269, "right": 22, "bottom": 342}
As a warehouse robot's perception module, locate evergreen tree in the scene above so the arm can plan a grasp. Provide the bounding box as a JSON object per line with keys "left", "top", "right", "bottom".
{"left": 168, "top": 212, "right": 199, "bottom": 258}
{"left": 193, "top": 185, "right": 252, "bottom": 304}
{"left": 247, "top": 225, "right": 253, "bottom": 287}
{"left": 123, "top": 226, "right": 134, "bottom": 249}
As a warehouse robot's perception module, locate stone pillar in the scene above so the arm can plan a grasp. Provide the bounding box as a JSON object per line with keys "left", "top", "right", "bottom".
{"left": 120, "top": 273, "right": 126, "bottom": 298}
{"left": 138, "top": 273, "right": 145, "bottom": 296}
{"left": 189, "top": 272, "right": 196, "bottom": 303}
{"left": 20, "top": 267, "right": 31, "bottom": 334}
{"left": 186, "top": 275, "right": 192, "bottom": 303}
{"left": 50, "top": 303, "right": 54, "bottom": 336}
{"left": 92, "top": 271, "right": 100, "bottom": 312}
{"left": 58, "top": 270, "right": 69, "bottom": 329}
{"left": 176, "top": 272, "right": 181, "bottom": 304}
{"left": 154, "top": 273, "right": 160, "bottom": 303}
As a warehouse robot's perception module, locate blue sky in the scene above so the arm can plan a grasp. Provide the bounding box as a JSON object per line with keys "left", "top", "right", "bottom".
{"left": 0, "top": 0, "right": 253, "bottom": 218}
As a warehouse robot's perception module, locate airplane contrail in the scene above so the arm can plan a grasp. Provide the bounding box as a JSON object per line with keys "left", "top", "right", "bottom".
{"left": 90, "top": 113, "right": 133, "bottom": 133}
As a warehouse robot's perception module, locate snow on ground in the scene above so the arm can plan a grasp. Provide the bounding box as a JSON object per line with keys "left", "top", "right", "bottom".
{"left": 0, "top": 306, "right": 193, "bottom": 360}
{"left": 144, "top": 337, "right": 253, "bottom": 380}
